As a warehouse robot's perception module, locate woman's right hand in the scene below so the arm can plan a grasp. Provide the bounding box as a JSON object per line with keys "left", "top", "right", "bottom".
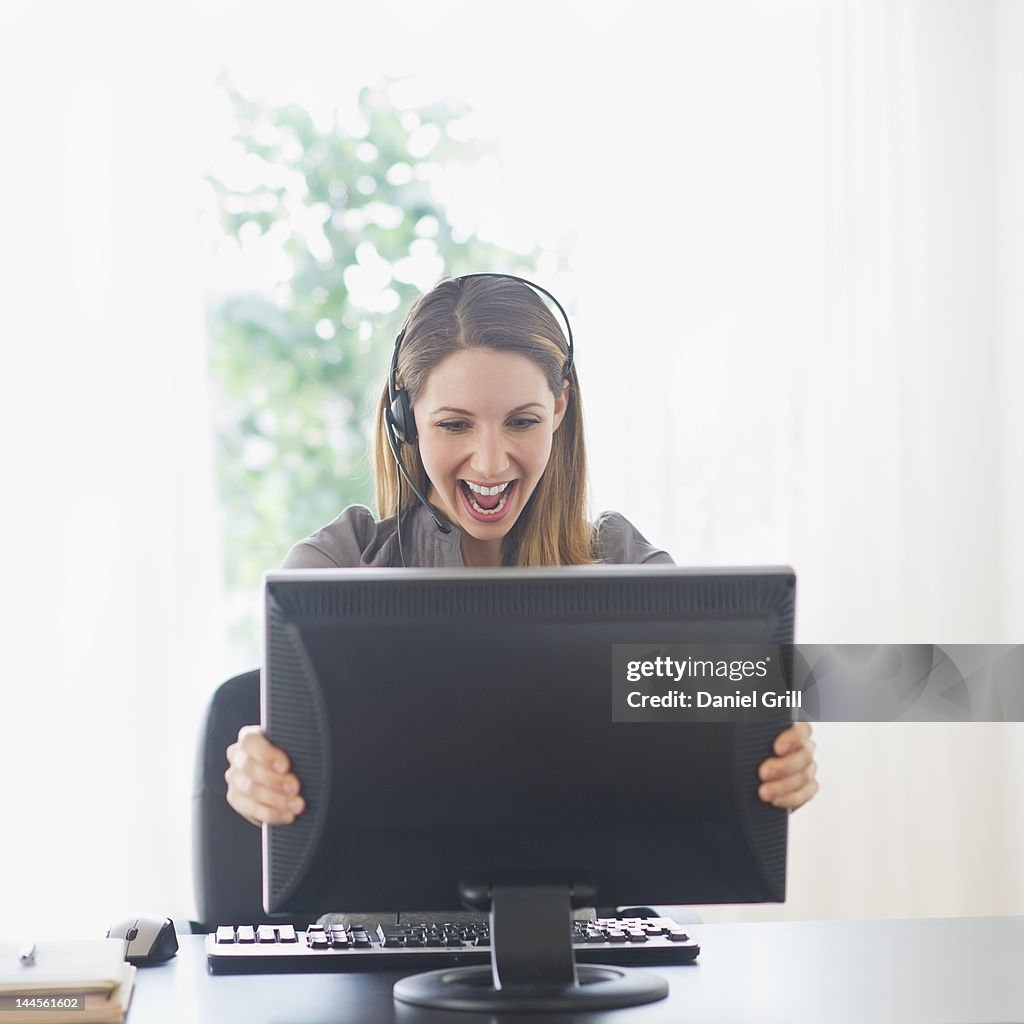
{"left": 225, "top": 725, "right": 305, "bottom": 826}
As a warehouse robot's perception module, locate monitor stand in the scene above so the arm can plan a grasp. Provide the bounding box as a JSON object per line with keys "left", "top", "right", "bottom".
{"left": 392, "top": 882, "right": 669, "bottom": 1012}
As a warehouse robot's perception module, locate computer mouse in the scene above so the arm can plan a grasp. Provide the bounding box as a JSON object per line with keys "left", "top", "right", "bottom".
{"left": 107, "top": 916, "right": 179, "bottom": 966}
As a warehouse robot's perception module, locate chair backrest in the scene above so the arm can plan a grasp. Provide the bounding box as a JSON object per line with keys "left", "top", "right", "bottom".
{"left": 191, "top": 669, "right": 314, "bottom": 931}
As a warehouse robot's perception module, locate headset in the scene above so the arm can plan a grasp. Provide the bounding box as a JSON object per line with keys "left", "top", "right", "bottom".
{"left": 383, "top": 272, "right": 576, "bottom": 564}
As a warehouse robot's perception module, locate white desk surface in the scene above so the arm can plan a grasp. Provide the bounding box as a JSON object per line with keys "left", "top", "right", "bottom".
{"left": 129, "top": 915, "right": 1024, "bottom": 1023}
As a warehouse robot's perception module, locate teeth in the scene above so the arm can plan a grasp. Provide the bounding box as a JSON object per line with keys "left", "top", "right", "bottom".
{"left": 466, "top": 487, "right": 512, "bottom": 516}
{"left": 464, "top": 480, "right": 512, "bottom": 496}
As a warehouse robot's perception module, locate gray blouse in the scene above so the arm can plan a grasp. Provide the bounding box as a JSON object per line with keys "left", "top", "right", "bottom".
{"left": 282, "top": 503, "right": 673, "bottom": 569}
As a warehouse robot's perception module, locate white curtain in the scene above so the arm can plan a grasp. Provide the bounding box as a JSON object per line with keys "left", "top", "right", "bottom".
{"left": 577, "top": 0, "right": 1024, "bottom": 922}
{"left": 781, "top": 0, "right": 1024, "bottom": 924}
{"left": 0, "top": 0, "right": 1020, "bottom": 937}
{"left": 566, "top": 0, "right": 1024, "bottom": 921}
{"left": 0, "top": 5, "right": 228, "bottom": 937}
{"left": 783, "top": 0, "right": 1024, "bottom": 924}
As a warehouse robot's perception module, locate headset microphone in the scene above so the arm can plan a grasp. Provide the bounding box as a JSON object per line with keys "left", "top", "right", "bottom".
{"left": 383, "top": 396, "right": 453, "bottom": 537}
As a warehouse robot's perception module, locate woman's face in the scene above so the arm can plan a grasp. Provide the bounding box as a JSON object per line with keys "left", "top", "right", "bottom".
{"left": 415, "top": 348, "right": 568, "bottom": 558}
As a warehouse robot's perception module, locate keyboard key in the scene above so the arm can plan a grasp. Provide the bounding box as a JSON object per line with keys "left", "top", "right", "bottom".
{"left": 215, "top": 926, "right": 235, "bottom": 944}
{"left": 236, "top": 926, "right": 256, "bottom": 943}
{"left": 278, "top": 925, "right": 298, "bottom": 943}
{"left": 257, "top": 925, "right": 276, "bottom": 943}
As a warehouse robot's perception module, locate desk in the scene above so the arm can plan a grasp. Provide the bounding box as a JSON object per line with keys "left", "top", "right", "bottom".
{"left": 131, "top": 916, "right": 1023, "bottom": 1023}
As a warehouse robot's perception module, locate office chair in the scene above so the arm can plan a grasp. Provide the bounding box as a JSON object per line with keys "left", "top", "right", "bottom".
{"left": 192, "top": 669, "right": 314, "bottom": 932}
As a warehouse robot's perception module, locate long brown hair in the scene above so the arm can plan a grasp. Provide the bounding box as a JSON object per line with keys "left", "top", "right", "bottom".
{"left": 372, "top": 276, "right": 593, "bottom": 565}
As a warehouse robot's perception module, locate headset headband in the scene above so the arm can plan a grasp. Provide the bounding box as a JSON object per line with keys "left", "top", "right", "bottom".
{"left": 388, "top": 272, "right": 575, "bottom": 403}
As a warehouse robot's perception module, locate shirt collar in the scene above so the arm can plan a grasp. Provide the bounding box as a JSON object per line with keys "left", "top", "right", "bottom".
{"left": 405, "top": 500, "right": 465, "bottom": 567}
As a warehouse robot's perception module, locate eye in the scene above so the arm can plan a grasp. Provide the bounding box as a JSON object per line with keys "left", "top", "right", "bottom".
{"left": 507, "top": 417, "right": 541, "bottom": 430}
{"left": 436, "top": 420, "right": 470, "bottom": 433}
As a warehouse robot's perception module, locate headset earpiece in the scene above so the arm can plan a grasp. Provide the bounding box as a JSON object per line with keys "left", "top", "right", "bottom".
{"left": 386, "top": 327, "right": 418, "bottom": 447}
{"left": 384, "top": 342, "right": 449, "bottom": 543}
{"left": 387, "top": 387, "right": 417, "bottom": 447}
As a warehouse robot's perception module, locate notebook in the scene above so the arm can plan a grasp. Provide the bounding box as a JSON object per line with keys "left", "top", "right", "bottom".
{"left": 0, "top": 939, "right": 134, "bottom": 1023}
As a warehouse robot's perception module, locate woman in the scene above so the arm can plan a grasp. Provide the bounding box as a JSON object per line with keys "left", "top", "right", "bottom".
{"left": 226, "top": 274, "right": 818, "bottom": 826}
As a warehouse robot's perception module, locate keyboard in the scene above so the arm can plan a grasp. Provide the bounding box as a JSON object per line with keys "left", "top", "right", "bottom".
{"left": 206, "top": 915, "right": 700, "bottom": 973}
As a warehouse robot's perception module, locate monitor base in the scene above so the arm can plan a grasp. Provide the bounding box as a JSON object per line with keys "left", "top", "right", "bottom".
{"left": 393, "top": 963, "right": 669, "bottom": 1012}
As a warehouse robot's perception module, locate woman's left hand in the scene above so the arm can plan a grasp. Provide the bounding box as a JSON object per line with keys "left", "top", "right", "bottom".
{"left": 758, "top": 721, "right": 818, "bottom": 811}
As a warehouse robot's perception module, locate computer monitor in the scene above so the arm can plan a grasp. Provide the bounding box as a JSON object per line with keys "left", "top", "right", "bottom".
{"left": 261, "top": 564, "right": 796, "bottom": 1011}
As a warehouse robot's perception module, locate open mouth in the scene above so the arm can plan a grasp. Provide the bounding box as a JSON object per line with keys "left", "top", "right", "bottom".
{"left": 458, "top": 479, "right": 517, "bottom": 522}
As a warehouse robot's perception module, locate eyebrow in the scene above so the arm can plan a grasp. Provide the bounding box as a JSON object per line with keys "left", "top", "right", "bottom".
{"left": 429, "top": 403, "right": 546, "bottom": 416}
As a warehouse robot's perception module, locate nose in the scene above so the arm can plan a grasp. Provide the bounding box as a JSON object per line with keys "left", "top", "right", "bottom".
{"left": 469, "top": 428, "right": 511, "bottom": 479}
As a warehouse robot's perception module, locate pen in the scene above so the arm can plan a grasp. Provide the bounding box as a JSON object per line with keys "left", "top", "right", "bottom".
{"left": 19, "top": 942, "right": 36, "bottom": 967}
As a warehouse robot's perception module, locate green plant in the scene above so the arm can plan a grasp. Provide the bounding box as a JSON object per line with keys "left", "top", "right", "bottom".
{"left": 206, "top": 81, "right": 538, "bottom": 657}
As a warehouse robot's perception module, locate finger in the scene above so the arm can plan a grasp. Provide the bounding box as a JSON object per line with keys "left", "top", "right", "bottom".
{"left": 225, "top": 768, "right": 305, "bottom": 825}
{"left": 225, "top": 756, "right": 304, "bottom": 807}
{"left": 236, "top": 726, "right": 291, "bottom": 774}
{"left": 771, "top": 757, "right": 817, "bottom": 797}
{"left": 778, "top": 776, "right": 820, "bottom": 812}
{"left": 759, "top": 760, "right": 817, "bottom": 805}
{"left": 229, "top": 773, "right": 305, "bottom": 819}
{"left": 759, "top": 739, "right": 815, "bottom": 782}
{"left": 226, "top": 785, "right": 302, "bottom": 827}
{"left": 227, "top": 750, "right": 302, "bottom": 797}
{"left": 773, "top": 721, "right": 812, "bottom": 756}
